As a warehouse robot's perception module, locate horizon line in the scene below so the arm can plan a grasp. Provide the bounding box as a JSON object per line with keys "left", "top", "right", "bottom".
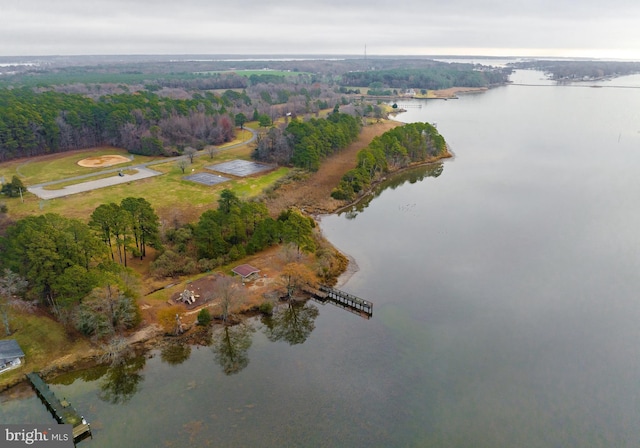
{"left": 1, "top": 53, "right": 639, "bottom": 62}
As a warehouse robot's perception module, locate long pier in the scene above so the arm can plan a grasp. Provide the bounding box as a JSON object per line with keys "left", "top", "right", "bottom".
{"left": 309, "top": 285, "right": 373, "bottom": 319}
{"left": 26, "top": 372, "right": 92, "bottom": 443}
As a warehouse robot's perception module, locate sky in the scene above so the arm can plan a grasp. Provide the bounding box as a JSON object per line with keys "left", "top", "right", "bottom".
{"left": 2, "top": 0, "right": 640, "bottom": 59}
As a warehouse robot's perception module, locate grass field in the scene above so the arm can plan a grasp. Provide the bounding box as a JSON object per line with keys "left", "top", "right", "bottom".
{"left": 0, "top": 147, "right": 160, "bottom": 185}
{"left": 1, "top": 137, "right": 289, "bottom": 224}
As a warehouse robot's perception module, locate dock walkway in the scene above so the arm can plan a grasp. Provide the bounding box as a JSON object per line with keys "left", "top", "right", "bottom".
{"left": 308, "top": 285, "right": 373, "bottom": 319}
{"left": 26, "top": 372, "right": 92, "bottom": 443}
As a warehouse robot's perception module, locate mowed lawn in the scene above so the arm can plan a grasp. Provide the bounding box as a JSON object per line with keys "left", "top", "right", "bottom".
{"left": 2, "top": 142, "right": 289, "bottom": 223}
{"left": 0, "top": 146, "right": 163, "bottom": 185}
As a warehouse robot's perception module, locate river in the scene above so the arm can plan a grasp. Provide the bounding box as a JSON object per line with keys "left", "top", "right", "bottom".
{"left": 3, "top": 70, "right": 640, "bottom": 447}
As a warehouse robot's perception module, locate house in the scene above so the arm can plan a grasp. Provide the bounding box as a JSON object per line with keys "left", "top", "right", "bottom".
{"left": 232, "top": 264, "right": 261, "bottom": 282}
{"left": 0, "top": 339, "right": 25, "bottom": 374}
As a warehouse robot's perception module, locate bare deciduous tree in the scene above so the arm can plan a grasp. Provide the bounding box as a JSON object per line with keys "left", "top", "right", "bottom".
{"left": 184, "top": 147, "right": 197, "bottom": 163}
{"left": 176, "top": 157, "right": 189, "bottom": 174}
{"left": 0, "top": 269, "right": 28, "bottom": 336}
{"left": 214, "top": 275, "right": 246, "bottom": 323}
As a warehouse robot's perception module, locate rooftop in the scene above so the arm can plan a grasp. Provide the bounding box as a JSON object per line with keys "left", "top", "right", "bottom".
{"left": 0, "top": 339, "right": 25, "bottom": 361}
{"left": 232, "top": 264, "right": 261, "bottom": 278}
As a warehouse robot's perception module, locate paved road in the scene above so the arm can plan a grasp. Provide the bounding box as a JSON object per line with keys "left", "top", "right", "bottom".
{"left": 28, "top": 167, "right": 163, "bottom": 200}
{"left": 26, "top": 128, "right": 257, "bottom": 200}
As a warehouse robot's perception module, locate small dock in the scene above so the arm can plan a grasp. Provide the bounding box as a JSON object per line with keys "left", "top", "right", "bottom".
{"left": 310, "top": 285, "right": 373, "bottom": 319}
{"left": 26, "top": 372, "right": 92, "bottom": 443}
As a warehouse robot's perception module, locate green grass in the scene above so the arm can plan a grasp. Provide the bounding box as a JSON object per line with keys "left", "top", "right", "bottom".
{"left": 0, "top": 310, "right": 92, "bottom": 389}
{"left": 232, "top": 167, "right": 289, "bottom": 199}
{"left": 0, "top": 147, "right": 159, "bottom": 186}
{"left": 3, "top": 142, "right": 289, "bottom": 223}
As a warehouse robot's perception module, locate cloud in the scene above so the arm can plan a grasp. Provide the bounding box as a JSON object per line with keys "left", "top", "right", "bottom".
{"left": 1, "top": 0, "right": 639, "bottom": 58}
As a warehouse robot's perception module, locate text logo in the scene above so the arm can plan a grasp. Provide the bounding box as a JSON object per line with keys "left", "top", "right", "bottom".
{"left": 0, "top": 425, "right": 72, "bottom": 448}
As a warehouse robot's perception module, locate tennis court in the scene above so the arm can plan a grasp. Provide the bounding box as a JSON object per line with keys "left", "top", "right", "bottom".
{"left": 206, "top": 159, "right": 272, "bottom": 177}
{"left": 184, "top": 172, "right": 230, "bottom": 186}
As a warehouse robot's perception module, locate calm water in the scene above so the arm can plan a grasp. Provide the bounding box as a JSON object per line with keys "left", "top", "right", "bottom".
{"left": 3, "top": 71, "right": 640, "bottom": 447}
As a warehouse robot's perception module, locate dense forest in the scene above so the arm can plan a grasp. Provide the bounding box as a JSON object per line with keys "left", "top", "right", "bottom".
{"left": 0, "top": 197, "right": 161, "bottom": 337}
{"left": 253, "top": 112, "right": 360, "bottom": 170}
{"left": 0, "top": 88, "right": 236, "bottom": 161}
{"left": 332, "top": 122, "right": 447, "bottom": 200}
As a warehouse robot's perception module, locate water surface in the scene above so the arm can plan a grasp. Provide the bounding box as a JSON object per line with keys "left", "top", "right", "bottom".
{"left": 4, "top": 71, "right": 640, "bottom": 447}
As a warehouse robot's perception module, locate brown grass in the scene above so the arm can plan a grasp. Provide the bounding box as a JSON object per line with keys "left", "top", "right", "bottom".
{"left": 262, "top": 120, "right": 400, "bottom": 215}
{"left": 428, "top": 87, "right": 488, "bottom": 98}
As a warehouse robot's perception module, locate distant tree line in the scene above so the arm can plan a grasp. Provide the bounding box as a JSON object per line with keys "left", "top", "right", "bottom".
{"left": 148, "top": 73, "right": 249, "bottom": 91}
{"left": 0, "top": 88, "right": 235, "bottom": 162}
{"left": 253, "top": 112, "right": 360, "bottom": 170}
{"left": 249, "top": 74, "right": 287, "bottom": 85}
{"left": 510, "top": 60, "right": 640, "bottom": 81}
{"left": 342, "top": 66, "right": 511, "bottom": 90}
{"left": 332, "top": 122, "right": 447, "bottom": 200}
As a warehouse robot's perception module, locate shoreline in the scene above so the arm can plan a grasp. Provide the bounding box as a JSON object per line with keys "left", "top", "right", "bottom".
{"left": 1, "top": 121, "right": 454, "bottom": 392}
{"left": 314, "top": 144, "right": 453, "bottom": 294}
{"left": 336, "top": 254, "right": 359, "bottom": 288}
{"left": 331, "top": 148, "right": 453, "bottom": 216}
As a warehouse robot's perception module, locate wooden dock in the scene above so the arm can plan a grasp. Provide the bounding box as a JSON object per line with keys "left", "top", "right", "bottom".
{"left": 310, "top": 285, "right": 373, "bottom": 319}
{"left": 26, "top": 372, "right": 92, "bottom": 443}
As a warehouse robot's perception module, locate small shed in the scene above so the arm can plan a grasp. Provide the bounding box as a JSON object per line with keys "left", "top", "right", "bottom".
{"left": 232, "top": 264, "right": 261, "bottom": 282}
{"left": 0, "top": 339, "right": 25, "bottom": 374}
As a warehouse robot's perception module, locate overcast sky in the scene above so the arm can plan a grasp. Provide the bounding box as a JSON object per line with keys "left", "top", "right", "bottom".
{"left": 2, "top": 0, "right": 640, "bottom": 59}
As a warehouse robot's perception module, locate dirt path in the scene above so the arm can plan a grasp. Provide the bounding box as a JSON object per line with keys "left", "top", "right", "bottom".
{"left": 264, "top": 121, "right": 400, "bottom": 215}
